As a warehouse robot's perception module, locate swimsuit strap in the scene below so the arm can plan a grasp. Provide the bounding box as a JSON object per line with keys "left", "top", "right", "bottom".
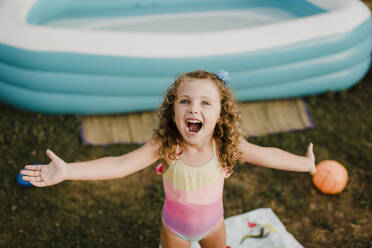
{"left": 212, "top": 139, "right": 216, "bottom": 156}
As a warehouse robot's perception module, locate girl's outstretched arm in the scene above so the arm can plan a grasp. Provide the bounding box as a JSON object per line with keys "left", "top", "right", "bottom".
{"left": 238, "top": 137, "right": 316, "bottom": 174}
{"left": 20, "top": 140, "right": 161, "bottom": 187}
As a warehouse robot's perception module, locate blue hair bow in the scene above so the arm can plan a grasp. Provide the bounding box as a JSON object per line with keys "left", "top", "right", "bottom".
{"left": 216, "top": 70, "right": 230, "bottom": 85}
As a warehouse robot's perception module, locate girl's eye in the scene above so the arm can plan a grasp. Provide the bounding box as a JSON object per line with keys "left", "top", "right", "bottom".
{"left": 180, "top": 99, "right": 190, "bottom": 104}
{"left": 202, "top": 101, "right": 210, "bottom": 105}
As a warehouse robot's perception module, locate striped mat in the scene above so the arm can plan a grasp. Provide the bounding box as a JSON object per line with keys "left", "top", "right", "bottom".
{"left": 81, "top": 98, "right": 313, "bottom": 145}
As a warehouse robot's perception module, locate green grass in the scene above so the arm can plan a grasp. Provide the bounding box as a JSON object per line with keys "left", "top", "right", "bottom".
{"left": 1, "top": 69, "right": 371, "bottom": 248}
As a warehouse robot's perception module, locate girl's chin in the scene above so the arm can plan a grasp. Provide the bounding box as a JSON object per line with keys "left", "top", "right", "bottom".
{"left": 182, "top": 132, "right": 199, "bottom": 141}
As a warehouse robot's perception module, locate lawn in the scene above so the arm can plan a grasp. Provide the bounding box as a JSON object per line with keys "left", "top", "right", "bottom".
{"left": 1, "top": 66, "right": 371, "bottom": 247}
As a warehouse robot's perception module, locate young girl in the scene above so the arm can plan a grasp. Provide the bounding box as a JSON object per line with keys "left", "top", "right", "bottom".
{"left": 20, "top": 70, "right": 316, "bottom": 248}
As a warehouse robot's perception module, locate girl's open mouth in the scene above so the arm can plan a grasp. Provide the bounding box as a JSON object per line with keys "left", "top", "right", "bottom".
{"left": 186, "top": 119, "right": 202, "bottom": 133}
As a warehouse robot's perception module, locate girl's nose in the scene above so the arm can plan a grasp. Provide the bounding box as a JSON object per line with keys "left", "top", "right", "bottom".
{"left": 189, "top": 108, "right": 198, "bottom": 114}
{"left": 189, "top": 103, "right": 199, "bottom": 114}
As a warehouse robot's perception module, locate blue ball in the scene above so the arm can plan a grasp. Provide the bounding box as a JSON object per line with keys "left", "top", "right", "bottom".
{"left": 17, "top": 172, "right": 33, "bottom": 186}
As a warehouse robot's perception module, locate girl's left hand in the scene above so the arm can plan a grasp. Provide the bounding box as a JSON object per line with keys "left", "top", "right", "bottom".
{"left": 20, "top": 149, "right": 66, "bottom": 187}
{"left": 306, "top": 143, "right": 316, "bottom": 175}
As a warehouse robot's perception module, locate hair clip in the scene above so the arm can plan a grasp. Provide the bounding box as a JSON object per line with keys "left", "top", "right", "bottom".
{"left": 216, "top": 70, "right": 230, "bottom": 85}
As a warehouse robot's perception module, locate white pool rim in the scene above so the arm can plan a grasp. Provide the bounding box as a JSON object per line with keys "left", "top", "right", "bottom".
{"left": 0, "top": 0, "right": 370, "bottom": 58}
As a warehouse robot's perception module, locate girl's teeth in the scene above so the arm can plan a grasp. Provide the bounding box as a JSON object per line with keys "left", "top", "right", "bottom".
{"left": 187, "top": 120, "right": 201, "bottom": 123}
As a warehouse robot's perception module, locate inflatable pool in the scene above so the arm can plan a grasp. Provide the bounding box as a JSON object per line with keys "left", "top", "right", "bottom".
{"left": 0, "top": 0, "right": 371, "bottom": 114}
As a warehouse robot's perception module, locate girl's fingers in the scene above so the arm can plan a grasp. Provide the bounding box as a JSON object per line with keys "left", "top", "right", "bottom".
{"left": 46, "top": 149, "right": 55, "bottom": 160}
{"left": 22, "top": 176, "right": 45, "bottom": 186}
{"left": 20, "top": 170, "right": 41, "bottom": 176}
{"left": 46, "top": 149, "right": 63, "bottom": 163}
{"left": 22, "top": 175, "right": 42, "bottom": 181}
{"left": 21, "top": 175, "right": 34, "bottom": 182}
{"left": 308, "top": 142, "right": 313, "bottom": 151}
{"left": 307, "top": 143, "right": 315, "bottom": 161}
{"left": 306, "top": 143, "right": 316, "bottom": 175}
{"left": 31, "top": 181, "right": 47, "bottom": 187}
{"left": 33, "top": 176, "right": 43, "bottom": 182}
{"left": 24, "top": 164, "right": 43, "bottom": 170}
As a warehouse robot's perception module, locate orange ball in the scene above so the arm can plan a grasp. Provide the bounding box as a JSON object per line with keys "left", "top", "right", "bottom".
{"left": 312, "top": 160, "right": 348, "bottom": 194}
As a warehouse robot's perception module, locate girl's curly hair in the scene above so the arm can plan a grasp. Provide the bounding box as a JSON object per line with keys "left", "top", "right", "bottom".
{"left": 153, "top": 70, "right": 242, "bottom": 173}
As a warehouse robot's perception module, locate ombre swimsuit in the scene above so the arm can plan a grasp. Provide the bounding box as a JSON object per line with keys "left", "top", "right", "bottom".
{"left": 161, "top": 141, "right": 227, "bottom": 241}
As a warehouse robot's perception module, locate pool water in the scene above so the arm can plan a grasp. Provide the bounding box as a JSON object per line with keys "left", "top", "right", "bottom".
{"left": 45, "top": 8, "right": 297, "bottom": 33}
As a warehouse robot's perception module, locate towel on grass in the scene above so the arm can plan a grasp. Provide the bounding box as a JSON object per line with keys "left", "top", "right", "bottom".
{"left": 223, "top": 208, "right": 303, "bottom": 248}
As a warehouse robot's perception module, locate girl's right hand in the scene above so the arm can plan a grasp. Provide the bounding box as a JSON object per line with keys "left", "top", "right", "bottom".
{"left": 20, "top": 149, "right": 66, "bottom": 187}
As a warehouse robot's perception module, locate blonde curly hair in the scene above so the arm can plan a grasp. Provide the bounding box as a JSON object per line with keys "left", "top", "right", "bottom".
{"left": 153, "top": 70, "right": 242, "bottom": 173}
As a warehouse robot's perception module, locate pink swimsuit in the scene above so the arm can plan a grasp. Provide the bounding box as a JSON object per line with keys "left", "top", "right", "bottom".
{"left": 160, "top": 142, "right": 226, "bottom": 241}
